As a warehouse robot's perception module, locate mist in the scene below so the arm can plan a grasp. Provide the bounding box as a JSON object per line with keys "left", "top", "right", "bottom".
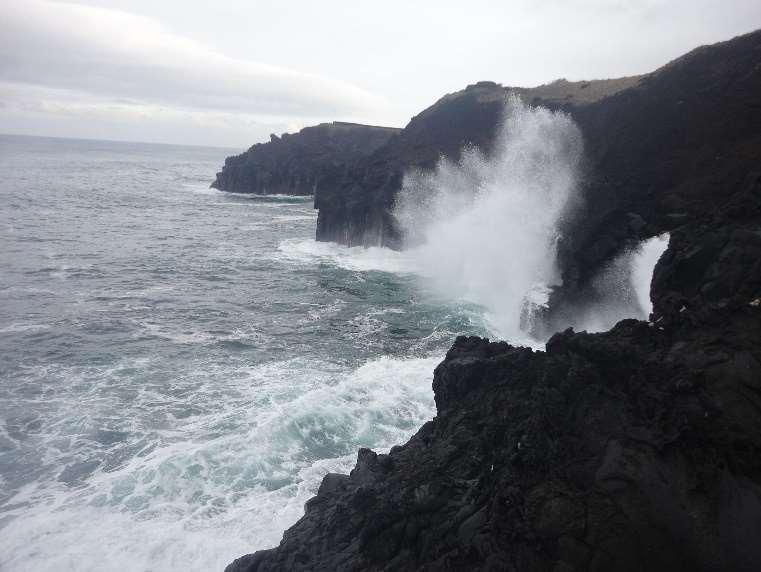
{"left": 394, "top": 96, "right": 668, "bottom": 344}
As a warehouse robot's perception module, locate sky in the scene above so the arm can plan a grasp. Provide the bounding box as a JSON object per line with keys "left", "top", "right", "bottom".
{"left": 1, "top": 0, "right": 760, "bottom": 149}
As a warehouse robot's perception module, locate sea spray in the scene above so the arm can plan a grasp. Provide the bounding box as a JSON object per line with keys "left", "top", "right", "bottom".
{"left": 394, "top": 94, "right": 583, "bottom": 343}
{"left": 570, "top": 233, "right": 671, "bottom": 333}
{"left": 631, "top": 233, "right": 670, "bottom": 317}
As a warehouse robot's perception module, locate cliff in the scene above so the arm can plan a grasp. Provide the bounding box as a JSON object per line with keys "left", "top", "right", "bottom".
{"left": 314, "top": 78, "right": 639, "bottom": 247}
{"left": 544, "top": 30, "right": 761, "bottom": 333}
{"left": 226, "top": 30, "right": 761, "bottom": 572}
{"left": 211, "top": 122, "right": 400, "bottom": 195}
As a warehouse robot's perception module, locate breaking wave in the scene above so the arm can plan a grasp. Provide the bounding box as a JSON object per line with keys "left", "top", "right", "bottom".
{"left": 395, "top": 95, "right": 583, "bottom": 343}
{"left": 394, "top": 96, "right": 669, "bottom": 343}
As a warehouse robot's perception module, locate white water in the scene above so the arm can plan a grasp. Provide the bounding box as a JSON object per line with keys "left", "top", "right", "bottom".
{"left": 560, "top": 233, "right": 671, "bottom": 333}
{"left": 394, "top": 96, "right": 671, "bottom": 342}
{"left": 276, "top": 237, "right": 415, "bottom": 274}
{"left": 632, "top": 233, "right": 670, "bottom": 317}
{"left": 0, "top": 353, "right": 439, "bottom": 572}
{"left": 395, "top": 95, "right": 583, "bottom": 343}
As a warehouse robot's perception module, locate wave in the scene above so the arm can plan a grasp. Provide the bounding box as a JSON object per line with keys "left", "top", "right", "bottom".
{"left": 0, "top": 322, "right": 52, "bottom": 334}
{"left": 276, "top": 238, "right": 415, "bottom": 274}
{"left": 395, "top": 94, "right": 583, "bottom": 343}
{"left": 182, "top": 182, "right": 219, "bottom": 195}
{"left": 0, "top": 354, "right": 438, "bottom": 571}
{"left": 392, "top": 96, "right": 670, "bottom": 342}
{"left": 569, "top": 233, "right": 671, "bottom": 333}
{"left": 272, "top": 214, "right": 318, "bottom": 223}
{"left": 632, "top": 233, "right": 670, "bottom": 317}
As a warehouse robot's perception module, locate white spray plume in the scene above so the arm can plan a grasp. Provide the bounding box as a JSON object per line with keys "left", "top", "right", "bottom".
{"left": 394, "top": 94, "right": 583, "bottom": 344}
{"left": 551, "top": 233, "right": 671, "bottom": 334}
{"left": 631, "top": 233, "right": 670, "bottom": 317}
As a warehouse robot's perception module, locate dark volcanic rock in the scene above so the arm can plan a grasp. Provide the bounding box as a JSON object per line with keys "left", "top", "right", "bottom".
{"left": 211, "top": 122, "right": 399, "bottom": 195}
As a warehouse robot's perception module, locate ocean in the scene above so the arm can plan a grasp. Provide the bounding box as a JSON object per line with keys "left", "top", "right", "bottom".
{"left": 0, "top": 134, "right": 491, "bottom": 571}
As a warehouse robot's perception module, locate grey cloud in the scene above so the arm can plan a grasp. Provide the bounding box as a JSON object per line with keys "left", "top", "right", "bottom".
{"left": 0, "top": 1, "right": 389, "bottom": 120}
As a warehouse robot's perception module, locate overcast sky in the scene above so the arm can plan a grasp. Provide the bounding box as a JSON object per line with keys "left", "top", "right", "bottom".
{"left": 1, "top": 0, "right": 760, "bottom": 148}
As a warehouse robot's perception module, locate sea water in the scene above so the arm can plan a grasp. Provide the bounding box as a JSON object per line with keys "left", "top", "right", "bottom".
{"left": 0, "top": 135, "right": 489, "bottom": 571}
{"left": 0, "top": 129, "right": 665, "bottom": 571}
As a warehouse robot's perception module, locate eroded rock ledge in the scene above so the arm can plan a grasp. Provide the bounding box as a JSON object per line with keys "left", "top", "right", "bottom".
{"left": 211, "top": 122, "right": 400, "bottom": 195}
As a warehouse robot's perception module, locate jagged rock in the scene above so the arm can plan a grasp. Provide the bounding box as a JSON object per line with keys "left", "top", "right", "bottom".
{"left": 211, "top": 122, "right": 399, "bottom": 195}
{"left": 226, "top": 213, "right": 761, "bottom": 570}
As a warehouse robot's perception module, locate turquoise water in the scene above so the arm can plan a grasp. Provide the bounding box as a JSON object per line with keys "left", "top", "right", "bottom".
{"left": 0, "top": 135, "right": 490, "bottom": 571}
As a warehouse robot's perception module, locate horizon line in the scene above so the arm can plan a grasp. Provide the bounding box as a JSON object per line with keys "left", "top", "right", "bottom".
{"left": 0, "top": 131, "right": 243, "bottom": 152}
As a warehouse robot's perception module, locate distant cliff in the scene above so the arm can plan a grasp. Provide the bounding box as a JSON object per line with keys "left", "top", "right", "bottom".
{"left": 211, "top": 122, "right": 400, "bottom": 195}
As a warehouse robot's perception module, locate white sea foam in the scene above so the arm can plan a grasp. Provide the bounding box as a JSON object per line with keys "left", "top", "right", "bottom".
{"left": 568, "top": 233, "right": 671, "bottom": 333}
{"left": 183, "top": 183, "right": 220, "bottom": 195}
{"left": 632, "top": 233, "right": 670, "bottom": 317}
{"left": 0, "top": 354, "right": 437, "bottom": 572}
{"left": 273, "top": 214, "right": 318, "bottom": 222}
{"left": 0, "top": 322, "right": 51, "bottom": 334}
{"left": 276, "top": 238, "right": 415, "bottom": 273}
{"left": 251, "top": 194, "right": 313, "bottom": 200}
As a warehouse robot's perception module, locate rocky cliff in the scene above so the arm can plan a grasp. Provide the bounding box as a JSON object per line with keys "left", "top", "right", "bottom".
{"left": 211, "top": 122, "right": 400, "bottom": 195}
{"left": 228, "top": 166, "right": 761, "bottom": 571}
{"left": 225, "top": 30, "right": 761, "bottom": 572}
{"left": 544, "top": 30, "right": 761, "bottom": 333}
{"left": 313, "top": 78, "right": 639, "bottom": 247}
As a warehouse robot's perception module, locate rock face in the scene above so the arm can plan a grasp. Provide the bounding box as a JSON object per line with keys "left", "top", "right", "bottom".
{"left": 225, "top": 31, "right": 761, "bottom": 572}
{"left": 545, "top": 30, "right": 761, "bottom": 331}
{"left": 314, "top": 78, "right": 639, "bottom": 247}
{"left": 211, "top": 122, "right": 400, "bottom": 195}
